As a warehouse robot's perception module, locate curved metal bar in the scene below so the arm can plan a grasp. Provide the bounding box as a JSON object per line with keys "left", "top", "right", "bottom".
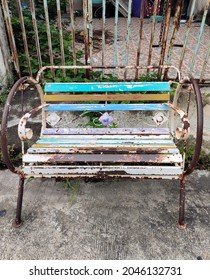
{"left": 18, "top": 104, "right": 48, "bottom": 141}
{"left": 1, "top": 76, "right": 44, "bottom": 174}
{"left": 36, "top": 65, "right": 181, "bottom": 83}
{"left": 166, "top": 103, "right": 190, "bottom": 140}
{"left": 184, "top": 77, "right": 203, "bottom": 175}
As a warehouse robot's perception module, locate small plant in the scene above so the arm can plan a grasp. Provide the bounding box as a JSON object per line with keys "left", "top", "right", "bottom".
{"left": 138, "top": 72, "right": 161, "bottom": 82}
{"left": 0, "top": 91, "right": 8, "bottom": 106}
{"left": 176, "top": 137, "right": 210, "bottom": 171}
{"left": 65, "top": 179, "right": 80, "bottom": 206}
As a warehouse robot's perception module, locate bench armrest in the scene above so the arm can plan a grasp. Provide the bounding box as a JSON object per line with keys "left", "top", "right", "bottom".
{"left": 166, "top": 103, "right": 190, "bottom": 140}
{"left": 18, "top": 104, "right": 48, "bottom": 141}
{"left": 184, "top": 78, "right": 203, "bottom": 175}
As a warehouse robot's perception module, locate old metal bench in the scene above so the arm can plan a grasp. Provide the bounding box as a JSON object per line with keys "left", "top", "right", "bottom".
{"left": 1, "top": 67, "right": 203, "bottom": 229}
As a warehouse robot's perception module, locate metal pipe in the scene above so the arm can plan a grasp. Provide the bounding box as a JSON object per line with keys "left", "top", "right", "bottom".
{"left": 16, "top": 0, "right": 32, "bottom": 76}
{"left": 69, "top": 0, "right": 77, "bottom": 76}
{"left": 88, "top": 0, "right": 93, "bottom": 66}
{"left": 43, "top": 0, "right": 55, "bottom": 79}
{"left": 178, "top": 174, "right": 186, "bottom": 229}
{"left": 36, "top": 64, "right": 181, "bottom": 82}
{"left": 29, "top": 0, "right": 42, "bottom": 70}
{"left": 1, "top": 0, "right": 21, "bottom": 77}
{"left": 83, "top": 0, "right": 89, "bottom": 65}
{"left": 56, "top": 0, "right": 66, "bottom": 77}
{"left": 147, "top": 0, "right": 158, "bottom": 73}
{"left": 164, "top": 0, "right": 182, "bottom": 79}
{"left": 135, "top": 0, "right": 145, "bottom": 80}
{"left": 184, "top": 77, "right": 203, "bottom": 175}
{"left": 12, "top": 177, "right": 25, "bottom": 228}
{"left": 159, "top": 0, "right": 172, "bottom": 75}
{"left": 124, "top": 0, "right": 132, "bottom": 80}
{"left": 178, "top": 0, "right": 196, "bottom": 72}
{"left": 113, "top": 0, "right": 119, "bottom": 76}
{"left": 102, "top": 0, "right": 106, "bottom": 67}
{"left": 83, "top": 0, "right": 90, "bottom": 78}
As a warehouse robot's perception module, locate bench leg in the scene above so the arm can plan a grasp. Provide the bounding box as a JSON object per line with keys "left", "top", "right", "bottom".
{"left": 12, "top": 177, "right": 24, "bottom": 228}
{"left": 177, "top": 175, "right": 187, "bottom": 229}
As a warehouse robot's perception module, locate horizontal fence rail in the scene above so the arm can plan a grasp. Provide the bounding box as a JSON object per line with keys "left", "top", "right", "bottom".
{"left": 1, "top": 0, "right": 210, "bottom": 82}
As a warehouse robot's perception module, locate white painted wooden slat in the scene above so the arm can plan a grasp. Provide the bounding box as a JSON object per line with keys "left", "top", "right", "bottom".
{"left": 37, "top": 139, "right": 175, "bottom": 145}
{"left": 23, "top": 165, "right": 183, "bottom": 177}
{"left": 40, "top": 134, "right": 171, "bottom": 140}
{"left": 42, "top": 127, "right": 170, "bottom": 135}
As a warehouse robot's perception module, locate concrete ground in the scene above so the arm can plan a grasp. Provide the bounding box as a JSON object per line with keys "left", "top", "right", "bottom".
{"left": 0, "top": 169, "right": 210, "bottom": 260}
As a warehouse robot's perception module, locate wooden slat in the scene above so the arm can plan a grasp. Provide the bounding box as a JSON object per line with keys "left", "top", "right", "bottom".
{"left": 28, "top": 146, "right": 180, "bottom": 155}
{"left": 44, "top": 93, "right": 170, "bottom": 102}
{"left": 44, "top": 103, "right": 169, "bottom": 112}
{"left": 36, "top": 138, "right": 175, "bottom": 145}
{"left": 23, "top": 165, "right": 183, "bottom": 178}
{"left": 42, "top": 127, "right": 170, "bottom": 135}
{"left": 40, "top": 134, "right": 171, "bottom": 140}
{"left": 44, "top": 82, "right": 170, "bottom": 93}
{"left": 32, "top": 143, "right": 176, "bottom": 149}
{"left": 23, "top": 153, "right": 182, "bottom": 164}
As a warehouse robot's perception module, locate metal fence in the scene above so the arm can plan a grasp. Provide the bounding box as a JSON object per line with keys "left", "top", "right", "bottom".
{"left": 1, "top": 0, "right": 210, "bottom": 81}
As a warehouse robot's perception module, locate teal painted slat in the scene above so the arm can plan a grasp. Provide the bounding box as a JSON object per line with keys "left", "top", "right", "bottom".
{"left": 44, "top": 103, "right": 169, "bottom": 111}
{"left": 44, "top": 82, "right": 170, "bottom": 92}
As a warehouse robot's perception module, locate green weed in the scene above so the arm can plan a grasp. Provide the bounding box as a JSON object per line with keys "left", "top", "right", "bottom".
{"left": 65, "top": 179, "right": 80, "bottom": 206}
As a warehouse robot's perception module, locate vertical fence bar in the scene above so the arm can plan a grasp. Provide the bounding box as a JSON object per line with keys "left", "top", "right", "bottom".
{"left": 102, "top": 0, "right": 106, "bottom": 67}
{"left": 69, "top": 0, "right": 77, "bottom": 76}
{"left": 147, "top": 0, "right": 158, "bottom": 73}
{"left": 200, "top": 43, "right": 210, "bottom": 82}
{"left": 159, "top": 0, "right": 171, "bottom": 75}
{"left": 83, "top": 0, "right": 90, "bottom": 78}
{"left": 43, "top": 0, "right": 55, "bottom": 79}
{"left": 88, "top": 0, "right": 93, "bottom": 65}
{"left": 56, "top": 0, "right": 66, "bottom": 78}
{"left": 164, "top": 0, "right": 182, "bottom": 79}
{"left": 16, "top": 0, "right": 32, "bottom": 76}
{"left": 178, "top": 0, "right": 196, "bottom": 72}
{"left": 29, "top": 0, "right": 42, "bottom": 70}
{"left": 135, "top": 0, "right": 145, "bottom": 80}
{"left": 124, "top": 0, "right": 132, "bottom": 80}
{"left": 1, "top": 0, "right": 21, "bottom": 77}
{"left": 189, "top": 1, "right": 210, "bottom": 75}
{"left": 113, "top": 0, "right": 119, "bottom": 76}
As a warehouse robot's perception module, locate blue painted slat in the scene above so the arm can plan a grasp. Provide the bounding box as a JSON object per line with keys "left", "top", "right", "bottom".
{"left": 44, "top": 82, "right": 170, "bottom": 92}
{"left": 44, "top": 103, "right": 169, "bottom": 111}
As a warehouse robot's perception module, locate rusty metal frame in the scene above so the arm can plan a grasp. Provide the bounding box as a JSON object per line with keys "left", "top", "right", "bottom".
{"left": 184, "top": 77, "right": 203, "bottom": 175}
{"left": 1, "top": 76, "right": 44, "bottom": 175}
{"left": 35, "top": 64, "right": 182, "bottom": 82}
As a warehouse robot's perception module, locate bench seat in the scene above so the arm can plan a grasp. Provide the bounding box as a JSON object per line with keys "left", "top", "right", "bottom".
{"left": 22, "top": 127, "right": 183, "bottom": 179}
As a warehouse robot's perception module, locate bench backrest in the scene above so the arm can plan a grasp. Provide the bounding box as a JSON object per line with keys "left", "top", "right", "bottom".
{"left": 43, "top": 82, "right": 171, "bottom": 112}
